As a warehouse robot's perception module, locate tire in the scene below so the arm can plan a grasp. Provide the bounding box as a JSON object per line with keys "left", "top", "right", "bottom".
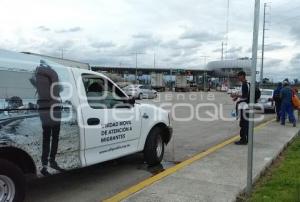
{"left": 0, "top": 159, "right": 26, "bottom": 202}
{"left": 144, "top": 127, "right": 165, "bottom": 166}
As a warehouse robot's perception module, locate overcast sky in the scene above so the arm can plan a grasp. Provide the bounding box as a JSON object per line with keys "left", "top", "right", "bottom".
{"left": 0, "top": 0, "right": 299, "bottom": 81}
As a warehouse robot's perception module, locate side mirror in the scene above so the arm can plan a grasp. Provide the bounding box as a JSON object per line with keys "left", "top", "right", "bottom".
{"left": 123, "top": 97, "right": 135, "bottom": 105}
{"left": 128, "top": 97, "right": 135, "bottom": 105}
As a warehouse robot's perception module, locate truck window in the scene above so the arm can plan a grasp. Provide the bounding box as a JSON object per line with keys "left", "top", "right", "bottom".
{"left": 82, "top": 74, "right": 127, "bottom": 109}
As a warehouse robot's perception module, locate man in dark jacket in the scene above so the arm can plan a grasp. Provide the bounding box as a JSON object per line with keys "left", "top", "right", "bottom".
{"left": 36, "top": 60, "right": 64, "bottom": 176}
{"left": 273, "top": 82, "right": 282, "bottom": 122}
{"left": 232, "top": 71, "right": 249, "bottom": 145}
{"left": 280, "top": 81, "right": 296, "bottom": 127}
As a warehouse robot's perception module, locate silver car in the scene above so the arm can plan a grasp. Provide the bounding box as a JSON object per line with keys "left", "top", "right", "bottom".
{"left": 255, "top": 89, "right": 275, "bottom": 113}
{"left": 123, "top": 85, "right": 157, "bottom": 99}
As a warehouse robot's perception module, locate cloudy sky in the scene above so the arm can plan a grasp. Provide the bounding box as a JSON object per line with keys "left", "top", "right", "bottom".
{"left": 0, "top": 0, "right": 299, "bottom": 81}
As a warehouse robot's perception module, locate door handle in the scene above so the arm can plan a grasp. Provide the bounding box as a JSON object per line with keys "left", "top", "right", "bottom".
{"left": 87, "top": 118, "right": 100, "bottom": 125}
{"left": 142, "top": 113, "right": 149, "bottom": 119}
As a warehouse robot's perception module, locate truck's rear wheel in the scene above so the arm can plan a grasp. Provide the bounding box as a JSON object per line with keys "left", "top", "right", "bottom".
{"left": 144, "top": 127, "right": 165, "bottom": 166}
{"left": 0, "top": 159, "right": 26, "bottom": 202}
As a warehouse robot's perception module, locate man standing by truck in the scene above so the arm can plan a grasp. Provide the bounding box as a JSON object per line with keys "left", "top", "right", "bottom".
{"left": 35, "top": 60, "right": 64, "bottom": 175}
{"left": 231, "top": 71, "right": 249, "bottom": 145}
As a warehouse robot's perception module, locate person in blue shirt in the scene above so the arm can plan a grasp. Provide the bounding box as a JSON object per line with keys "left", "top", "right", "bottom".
{"left": 273, "top": 82, "right": 282, "bottom": 122}
{"left": 280, "top": 81, "right": 296, "bottom": 127}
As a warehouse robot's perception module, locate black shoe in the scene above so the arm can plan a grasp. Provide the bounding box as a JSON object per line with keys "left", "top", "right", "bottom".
{"left": 276, "top": 118, "right": 280, "bottom": 122}
{"left": 293, "top": 122, "right": 296, "bottom": 127}
{"left": 234, "top": 140, "right": 248, "bottom": 145}
{"left": 50, "top": 161, "right": 66, "bottom": 172}
{"left": 40, "top": 167, "right": 51, "bottom": 176}
{"left": 281, "top": 123, "right": 285, "bottom": 126}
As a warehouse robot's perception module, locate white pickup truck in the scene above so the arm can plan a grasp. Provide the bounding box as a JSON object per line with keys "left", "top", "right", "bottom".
{"left": 0, "top": 50, "right": 172, "bottom": 202}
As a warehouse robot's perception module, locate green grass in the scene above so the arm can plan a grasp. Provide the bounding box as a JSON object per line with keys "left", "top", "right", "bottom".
{"left": 248, "top": 136, "right": 300, "bottom": 202}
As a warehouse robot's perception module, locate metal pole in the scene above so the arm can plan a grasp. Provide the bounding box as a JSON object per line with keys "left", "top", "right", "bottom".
{"left": 221, "top": 42, "right": 224, "bottom": 60}
{"left": 225, "top": 0, "right": 230, "bottom": 59}
{"left": 203, "top": 72, "right": 206, "bottom": 91}
{"left": 154, "top": 52, "right": 156, "bottom": 69}
{"left": 170, "top": 67, "right": 172, "bottom": 90}
{"left": 260, "top": 3, "right": 266, "bottom": 83}
{"left": 135, "top": 53, "right": 138, "bottom": 84}
{"left": 247, "top": 0, "right": 260, "bottom": 195}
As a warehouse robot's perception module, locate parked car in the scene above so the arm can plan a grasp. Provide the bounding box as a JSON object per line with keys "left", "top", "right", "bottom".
{"left": 227, "top": 86, "right": 240, "bottom": 95}
{"left": 227, "top": 87, "right": 236, "bottom": 94}
{"left": 254, "top": 89, "right": 275, "bottom": 113}
{"left": 123, "top": 85, "right": 157, "bottom": 99}
{"left": 221, "top": 85, "right": 228, "bottom": 92}
{"left": 0, "top": 49, "right": 172, "bottom": 202}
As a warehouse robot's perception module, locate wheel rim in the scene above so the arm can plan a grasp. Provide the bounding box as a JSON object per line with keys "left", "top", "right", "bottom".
{"left": 156, "top": 135, "right": 163, "bottom": 158}
{"left": 0, "top": 175, "right": 15, "bottom": 202}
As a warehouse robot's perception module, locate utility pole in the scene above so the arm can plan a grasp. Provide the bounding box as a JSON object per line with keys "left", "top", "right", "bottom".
{"left": 224, "top": 0, "right": 230, "bottom": 59}
{"left": 203, "top": 71, "right": 207, "bottom": 91}
{"left": 200, "top": 56, "right": 209, "bottom": 68}
{"left": 154, "top": 51, "right": 156, "bottom": 69}
{"left": 132, "top": 52, "right": 145, "bottom": 84}
{"left": 247, "top": 0, "right": 260, "bottom": 195}
{"left": 200, "top": 56, "right": 209, "bottom": 91}
{"left": 221, "top": 42, "right": 224, "bottom": 60}
{"left": 260, "top": 3, "right": 267, "bottom": 83}
{"left": 61, "top": 48, "right": 64, "bottom": 59}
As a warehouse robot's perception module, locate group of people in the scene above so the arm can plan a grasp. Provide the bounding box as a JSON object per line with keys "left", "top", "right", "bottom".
{"left": 231, "top": 71, "right": 298, "bottom": 146}
{"left": 273, "top": 81, "right": 299, "bottom": 126}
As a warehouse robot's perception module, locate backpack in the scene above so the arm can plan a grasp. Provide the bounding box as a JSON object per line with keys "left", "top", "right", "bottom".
{"left": 247, "top": 83, "right": 261, "bottom": 103}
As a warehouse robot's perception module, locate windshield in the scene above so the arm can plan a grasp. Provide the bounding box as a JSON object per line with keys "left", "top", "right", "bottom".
{"left": 261, "top": 90, "right": 273, "bottom": 96}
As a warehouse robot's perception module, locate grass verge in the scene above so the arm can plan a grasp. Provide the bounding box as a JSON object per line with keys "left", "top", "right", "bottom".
{"left": 245, "top": 135, "right": 300, "bottom": 202}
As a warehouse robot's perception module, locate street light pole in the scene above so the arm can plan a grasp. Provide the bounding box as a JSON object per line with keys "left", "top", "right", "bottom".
{"left": 247, "top": 0, "right": 260, "bottom": 195}
{"left": 135, "top": 53, "right": 138, "bottom": 83}
{"left": 260, "top": 3, "right": 267, "bottom": 83}
{"left": 132, "top": 52, "right": 145, "bottom": 84}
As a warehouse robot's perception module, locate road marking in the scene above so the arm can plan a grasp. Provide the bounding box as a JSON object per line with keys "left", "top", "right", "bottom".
{"left": 103, "top": 118, "right": 275, "bottom": 202}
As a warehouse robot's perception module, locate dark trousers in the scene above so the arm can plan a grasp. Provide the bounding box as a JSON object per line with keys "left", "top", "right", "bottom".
{"left": 39, "top": 108, "right": 61, "bottom": 166}
{"left": 280, "top": 102, "right": 296, "bottom": 124}
{"left": 239, "top": 109, "right": 249, "bottom": 142}
{"left": 275, "top": 101, "right": 281, "bottom": 120}
{"left": 41, "top": 124, "right": 61, "bottom": 166}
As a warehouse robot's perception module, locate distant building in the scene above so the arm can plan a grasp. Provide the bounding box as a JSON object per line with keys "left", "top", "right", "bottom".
{"left": 21, "top": 52, "right": 90, "bottom": 70}
{"left": 207, "top": 58, "right": 252, "bottom": 78}
{"left": 207, "top": 58, "right": 253, "bottom": 88}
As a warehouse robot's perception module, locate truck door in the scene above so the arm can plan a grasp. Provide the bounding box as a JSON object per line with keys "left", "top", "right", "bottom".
{"left": 75, "top": 72, "right": 142, "bottom": 166}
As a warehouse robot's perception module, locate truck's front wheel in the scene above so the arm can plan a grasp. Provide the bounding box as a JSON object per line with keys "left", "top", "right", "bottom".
{"left": 144, "top": 127, "right": 165, "bottom": 166}
{"left": 0, "top": 159, "right": 26, "bottom": 202}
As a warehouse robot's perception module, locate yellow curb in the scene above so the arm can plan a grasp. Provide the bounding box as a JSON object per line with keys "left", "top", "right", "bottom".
{"left": 103, "top": 118, "right": 276, "bottom": 202}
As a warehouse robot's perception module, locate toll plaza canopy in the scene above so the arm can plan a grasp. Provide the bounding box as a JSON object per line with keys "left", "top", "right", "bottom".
{"left": 207, "top": 58, "right": 252, "bottom": 78}
{"left": 91, "top": 65, "right": 210, "bottom": 75}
